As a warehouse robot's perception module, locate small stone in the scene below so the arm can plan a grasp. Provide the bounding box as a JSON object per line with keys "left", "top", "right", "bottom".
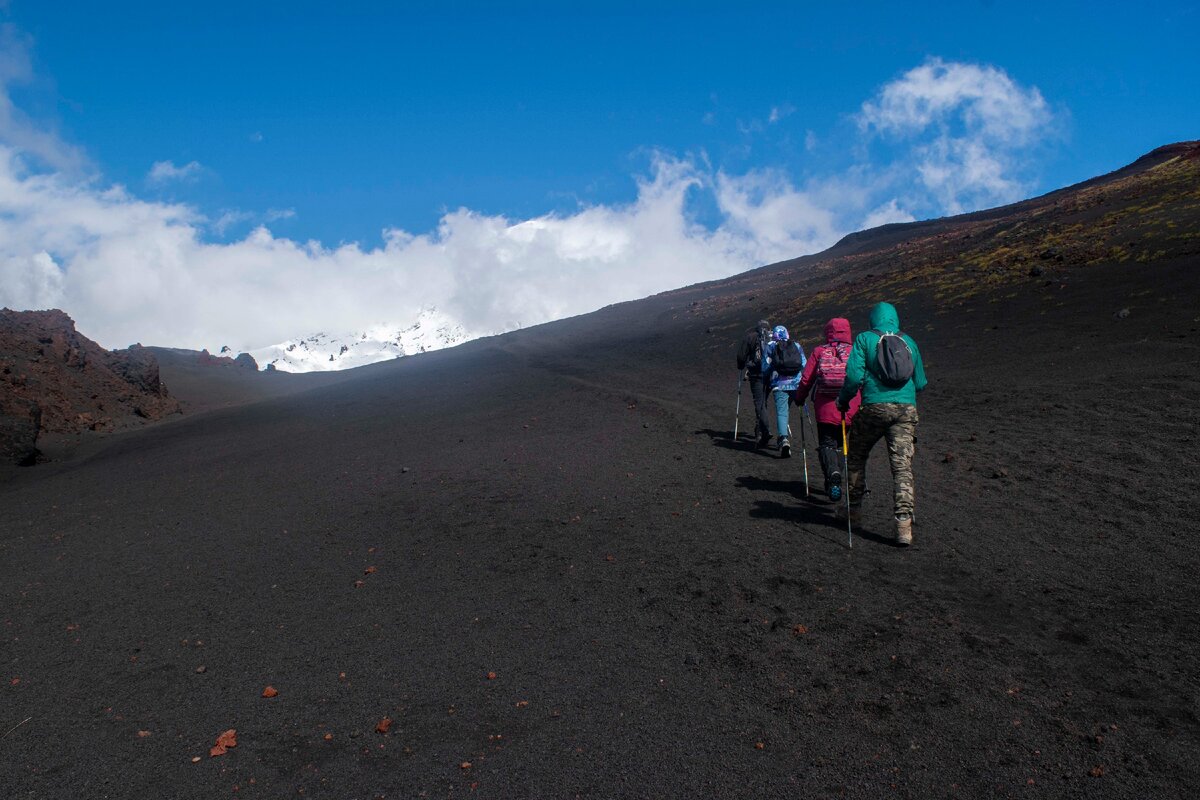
{"left": 1114, "top": 308, "right": 1131, "bottom": 320}
{"left": 401, "top": 467, "right": 410, "bottom": 473}
{"left": 195, "top": 665, "right": 206, "bottom": 674}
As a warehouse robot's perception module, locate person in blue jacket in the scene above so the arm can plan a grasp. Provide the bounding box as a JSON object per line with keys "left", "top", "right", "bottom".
{"left": 766, "top": 325, "right": 806, "bottom": 458}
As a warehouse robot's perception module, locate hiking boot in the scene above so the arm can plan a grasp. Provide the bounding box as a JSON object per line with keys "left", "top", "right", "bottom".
{"left": 779, "top": 437, "right": 791, "bottom": 458}
{"left": 834, "top": 504, "right": 861, "bottom": 526}
{"left": 827, "top": 472, "right": 842, "bottom": 501}
{"left": 895, "top": 516, "right": 913, "bottom": 547}
{"left": 757, "top": 432, "right": 772, "bottom": 448}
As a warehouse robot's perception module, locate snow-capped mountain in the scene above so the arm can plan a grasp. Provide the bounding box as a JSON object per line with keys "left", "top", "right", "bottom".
{"left": 228, "top": 307, "right": 474, "bottom": 372}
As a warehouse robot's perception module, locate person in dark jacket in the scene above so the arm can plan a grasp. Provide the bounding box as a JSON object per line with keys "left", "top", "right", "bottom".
{"left": 835, "top": 302, "right": 928, "bottom": 546}
{"left": 736, "top": 319, "right": 773, "bottom": 446}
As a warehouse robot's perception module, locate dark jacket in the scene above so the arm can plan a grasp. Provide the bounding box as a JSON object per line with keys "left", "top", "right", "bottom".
{"left": 736, "top": 322, "right": 772, "bottom": 375}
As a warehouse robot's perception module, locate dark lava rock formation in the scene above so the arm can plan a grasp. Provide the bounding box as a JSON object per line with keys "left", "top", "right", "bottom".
{"left": 0, "top": 309, "right": 182, "bottom": 464}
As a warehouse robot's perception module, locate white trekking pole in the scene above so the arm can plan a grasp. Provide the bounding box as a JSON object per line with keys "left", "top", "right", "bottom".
{"left": 798, "top": 404, "right": 810, "bottom": 496}
{"left": 733, "top": 371, "right": 744, "bottom": 441}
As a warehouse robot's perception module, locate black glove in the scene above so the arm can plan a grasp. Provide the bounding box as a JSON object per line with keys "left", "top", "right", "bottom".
{"left": 835, "top": 397, "right": 850, "bottom": 414}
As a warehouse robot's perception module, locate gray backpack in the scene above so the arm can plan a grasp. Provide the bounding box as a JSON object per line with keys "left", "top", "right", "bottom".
{"left": 871, "top": 329, "right": 914, "bottom": 388}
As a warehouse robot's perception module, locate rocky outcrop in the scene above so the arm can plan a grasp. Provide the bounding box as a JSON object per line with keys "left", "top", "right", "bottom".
{"left": 0, "top": 309, "right": 183, "bottom": 464}
{"left": 197, "top": 349, "right": 259, "bottom": 369}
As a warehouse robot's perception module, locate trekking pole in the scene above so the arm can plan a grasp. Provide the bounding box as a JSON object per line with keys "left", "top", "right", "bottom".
{"left": 733, "top": 371, "right": 744, "bottom": 441}
{"left": 798, "top": 405, "right": 810, "bottom": 497}
{"left": 842, "top": 415, "right": 852, "bottom": 549}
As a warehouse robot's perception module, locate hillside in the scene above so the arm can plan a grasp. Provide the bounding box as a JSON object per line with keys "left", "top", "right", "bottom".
{"left": 0, "top": 310, "right": 182, "bottom": 465}
{"left": 1, "top": 143, "right": 1198, "bottom": 798}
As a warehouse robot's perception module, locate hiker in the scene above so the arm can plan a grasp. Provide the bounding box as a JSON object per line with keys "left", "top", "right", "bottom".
{"left": 735, "top": 319, "right": 774, "bottom": 446}
{"left": 794, "top": 317, "right": 861, "bottom": 500}
{"left": 766, "top": 325, "right": 806, "bottom": 458}
{"left": 835, "top": 302, "right": 927, "bottom": 546}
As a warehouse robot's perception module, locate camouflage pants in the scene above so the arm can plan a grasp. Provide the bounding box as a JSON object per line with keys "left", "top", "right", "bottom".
{"left": 847, "top": 403, "right": 919, "bottom": 519}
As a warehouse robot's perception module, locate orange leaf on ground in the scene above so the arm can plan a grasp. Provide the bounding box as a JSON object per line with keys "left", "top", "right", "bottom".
{"left": 364, "top": 566, "right": 377, "bottom": 574}
{"left": 137, "top": 730, "right": 152, "bottom": 738}
{"left": 323, "top": 732, "right": 333, "bottom": 741}
{"left": 375, "top": 717, "right": 393, "bottom": 734}
{"left": 210, "top": 728, "right": 238, "bottom": 757}
{"left": 515, "top": 700, "right": 529, "bottom": 708}
{"left": 755, "top": 742, "right": 765, "bottom": 750}
{"left": 262, "top": 686, "right": 278, "bottom": 698}
{"left": 460, "top": 761, "right": 472, "bottom": 769}
{"left": 792, "top": 624, "right": 809, "bottom": 635}
{"left": 486, "top": 671, "right": 497, "bottom": 680}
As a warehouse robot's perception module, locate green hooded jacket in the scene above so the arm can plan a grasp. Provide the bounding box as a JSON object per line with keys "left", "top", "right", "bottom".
{"left": 836, "top": 302, "right": 928, "bottom": 408}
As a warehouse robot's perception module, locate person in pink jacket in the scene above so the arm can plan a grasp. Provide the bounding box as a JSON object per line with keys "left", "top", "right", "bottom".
{"left": 794, "top": 317, "right": 862, "bottom": 501}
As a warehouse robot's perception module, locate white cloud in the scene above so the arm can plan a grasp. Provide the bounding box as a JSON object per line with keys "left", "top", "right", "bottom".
{"left": 768, "top": 104, "right": 795, "bottom": 124}
{"left": 859, "top": 57, "right": 1057, "bottom": 214}
{"left": 147, "top": 159, "right": 203, "bottom": 185}
{"left": 861, "top": 199, "right": 916, "bottom": 229}
{"left": 0, "top": 144, "right": 837, "bottom": 349}
{"left": 0, "top": 25, "right": 86, "bottom": 174}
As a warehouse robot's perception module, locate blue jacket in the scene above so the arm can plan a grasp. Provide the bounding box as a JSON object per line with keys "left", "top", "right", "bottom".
{"left": 767, "top": 340, "right": 807, "bottom": 392}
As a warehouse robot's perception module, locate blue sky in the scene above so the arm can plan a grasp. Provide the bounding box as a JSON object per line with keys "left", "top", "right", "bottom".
{"left": 0, "top": 1, "right": 1196, "bottom": 349}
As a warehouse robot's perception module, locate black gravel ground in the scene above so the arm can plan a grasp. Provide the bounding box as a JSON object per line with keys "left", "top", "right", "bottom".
{"left": 3, "top": 230, "right": 1200, "bottom": 795}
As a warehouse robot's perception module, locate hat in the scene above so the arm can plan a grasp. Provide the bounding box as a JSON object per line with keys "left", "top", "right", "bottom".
{"left": 773, "top": 325, "right": 789, "bottom": 342}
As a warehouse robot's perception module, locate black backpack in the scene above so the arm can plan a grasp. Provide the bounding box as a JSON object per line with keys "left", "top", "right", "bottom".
{"left": 872, "top": 329, "right": 915, "bottom": 387}
{"left": 753, "top": 329, "right": 770, "bottom": 373}
{"left": 772, "top": 341, "right": 804, "bottom": 376}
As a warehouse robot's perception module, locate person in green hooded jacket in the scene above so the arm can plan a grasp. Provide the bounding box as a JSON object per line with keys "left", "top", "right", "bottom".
{"left": 835, "top": 302, "right": 928, "bottom": 546}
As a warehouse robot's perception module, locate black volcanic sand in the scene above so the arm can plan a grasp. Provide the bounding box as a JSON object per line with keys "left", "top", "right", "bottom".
{"left": 3, "top": 256, "right": 1200, "bottom": 798}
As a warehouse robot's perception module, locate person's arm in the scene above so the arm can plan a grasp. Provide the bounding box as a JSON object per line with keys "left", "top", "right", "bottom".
{"left": 909, "top": 336, "right": 928, "bottom": 392}
{"left": 837, "top": 335, "right": 867, "bottom": 409}
{"left": 795, "top": 346, "right": 819, "bottom": 404}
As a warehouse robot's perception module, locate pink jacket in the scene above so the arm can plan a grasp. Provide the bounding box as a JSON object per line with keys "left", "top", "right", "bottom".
{"left": 795, "top": 318, "right": 862, "bottom": 425}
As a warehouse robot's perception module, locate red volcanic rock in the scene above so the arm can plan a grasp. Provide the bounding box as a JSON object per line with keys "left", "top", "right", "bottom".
{"left": 197, "top": 348, "right": 258, "bottom": 369}
{"left": 0, "top": 309, "right": 182, "bottom": 463}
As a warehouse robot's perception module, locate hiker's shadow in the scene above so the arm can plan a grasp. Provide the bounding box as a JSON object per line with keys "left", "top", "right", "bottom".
{"left": 736, "top": 475, "right": 807, "bottom": 498}
{"left": 694, "top": 428, "right": 779, "bottom": 459}
{"left": 750, "top": 500, "right": 898, "bottom": 548}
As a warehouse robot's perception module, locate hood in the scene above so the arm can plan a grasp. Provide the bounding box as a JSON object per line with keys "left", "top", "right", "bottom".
{"left": 869, "top": 302, "right": 900, "bottom": 333}
{"left": 756, "top": 319, "right": 771, "bottom": 334}
{"left": 824, "top": 317, "right": 852, "bottom": 344}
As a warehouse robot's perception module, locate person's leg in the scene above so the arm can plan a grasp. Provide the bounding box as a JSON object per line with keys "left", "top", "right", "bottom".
{"left": 773, "top": 390, "right": 792, "bottom": 456}
{"left": 846, "top": 405, "right": 887, "bottom": 508}
{"left": 883, "top": 405, "right": 920, "bottom": 521}
{"left": 751, "top": 376, "right": 771, "bottom": 443}
{"left": 817, "top": 422, "right": 840, "bottom": 481}
{"left": 774, "top": 390, "right": 790, "bottom": 442}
